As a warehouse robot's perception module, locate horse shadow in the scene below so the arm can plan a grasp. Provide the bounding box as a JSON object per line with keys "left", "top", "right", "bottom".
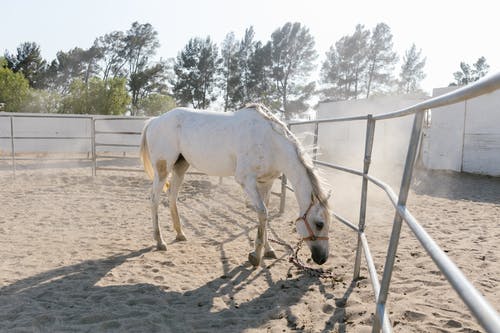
{"left": 0, "top": 245, "right": 355, "bottom": 333}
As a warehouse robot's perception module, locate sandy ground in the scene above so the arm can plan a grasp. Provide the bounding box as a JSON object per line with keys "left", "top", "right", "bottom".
{"left": 0, "top": 165, "right": 499, "bottom": 332}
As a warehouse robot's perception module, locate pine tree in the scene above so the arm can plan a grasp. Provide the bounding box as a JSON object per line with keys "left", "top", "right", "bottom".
{"left": 321, "top": 25, "right": 369, "bottom": 100}
{"left": 270, "top": 22, "right": 317, "bottom": 119}
{"left": 365, "top": 23, "right": 398, "bottom": 98}
{"left": 173, "top": 37, "right": 221, "bottom": 109}
{"left": 451, "top": 57, "right": 489, "bottom": 86}
{"left": 398, "top": 44, "right": 426, "bottom": 93}
{"left": 4, "top": 42, "right": 48, "bottom": 89}
{"left": 220, "top": 32, "right": 241, "bottom": 111}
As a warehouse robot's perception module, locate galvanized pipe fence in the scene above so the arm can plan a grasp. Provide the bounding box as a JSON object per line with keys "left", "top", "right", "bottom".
{"left": 0, "top": 114, "right": 148, "bottom": 176}
{"left": 2, "top": 75, "right": 500, "bottom": 332}
{"left": 0, "top": 114, "right": 95, "bottom": 176}
{"left": 0, "top": 114, "right": 211, "bottom": 178}
{"left": 280, "top": 72, "right": 500, "bottom": 333}
{"left": 92, "top": 116, "right": 147, "bottom": 175}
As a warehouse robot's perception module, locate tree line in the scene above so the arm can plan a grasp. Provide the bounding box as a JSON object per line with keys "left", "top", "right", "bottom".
{"left": 0, "top": 21, "right": 490, "bottom": 118}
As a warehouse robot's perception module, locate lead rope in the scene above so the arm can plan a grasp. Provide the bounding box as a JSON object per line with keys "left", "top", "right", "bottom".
{"left": 268, "top": 236, "right": 338, "bottom": 282}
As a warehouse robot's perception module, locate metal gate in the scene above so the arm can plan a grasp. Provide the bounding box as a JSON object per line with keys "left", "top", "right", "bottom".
{"left": 279, "top": 72, "right": 500, "bottom": 332}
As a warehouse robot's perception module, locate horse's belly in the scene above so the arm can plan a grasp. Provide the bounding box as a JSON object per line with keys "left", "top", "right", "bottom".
{"left": 181, "top": 147, "right": 236, "bottom": 177}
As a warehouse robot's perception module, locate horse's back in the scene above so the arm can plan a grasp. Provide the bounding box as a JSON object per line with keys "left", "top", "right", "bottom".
{"left": 146, "top": 106, "right": 290, "bottom": 177}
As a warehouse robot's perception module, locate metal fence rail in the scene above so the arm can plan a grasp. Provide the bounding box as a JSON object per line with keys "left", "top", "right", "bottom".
{"left": 281, "top": 72, "right": 500, "bottom": 333}
{"left": 0, "top": 114, "right": 94, "bottom": 176}
{"left": 0, "top": 114, "right": 150, "bottom": 176}
{"left": 92, "top": 116, "right": 147, "bottom": 175}
{"left": 0, "top": 114, "right": 215, "bottom": 179}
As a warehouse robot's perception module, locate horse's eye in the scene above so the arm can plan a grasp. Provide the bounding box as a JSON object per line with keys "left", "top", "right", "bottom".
{"left": 315, "top": 221, "right": 324, "bottom": 230}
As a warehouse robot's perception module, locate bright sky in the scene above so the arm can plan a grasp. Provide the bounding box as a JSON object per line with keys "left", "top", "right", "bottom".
{"left": 2, "top": 0, "right": 499, "bottom": 95}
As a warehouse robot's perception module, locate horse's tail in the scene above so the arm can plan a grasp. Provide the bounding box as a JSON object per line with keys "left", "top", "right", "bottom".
{"left": 140, "top": 118, "right": 155, "bottom": 180}
{"left": 140, "top": 118, "right": 170, "bottom": 192}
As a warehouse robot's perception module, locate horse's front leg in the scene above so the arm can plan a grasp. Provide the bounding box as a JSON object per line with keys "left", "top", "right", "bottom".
{"left": 258, "top": 180, "right": 277, "bottom": 259}
{"left": 238, "top": 175, "right": 268, "bottom": 267}
{"left": 249, "top": 206, "right": 268, "bottom": 267}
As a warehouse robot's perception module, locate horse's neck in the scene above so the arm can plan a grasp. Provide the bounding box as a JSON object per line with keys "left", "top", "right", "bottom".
{"left": 283, "top": 159, "right": 314, "bottom": 215}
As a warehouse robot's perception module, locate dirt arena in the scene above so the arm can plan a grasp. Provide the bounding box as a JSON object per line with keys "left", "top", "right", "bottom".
{"left": 0, "top": 165, "right": 499, "bottom": 332}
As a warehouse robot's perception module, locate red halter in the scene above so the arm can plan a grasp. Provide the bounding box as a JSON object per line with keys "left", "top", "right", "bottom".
{"left": 295, "top": 200, "right": 329, "bottom": 242}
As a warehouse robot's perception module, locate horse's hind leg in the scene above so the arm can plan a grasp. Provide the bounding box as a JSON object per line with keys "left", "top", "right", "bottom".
{"left": 151, "top": 160, "right": 169, "bottom": 251}
{"left": 169, "top": 155, "right": 190, "bottom": 241}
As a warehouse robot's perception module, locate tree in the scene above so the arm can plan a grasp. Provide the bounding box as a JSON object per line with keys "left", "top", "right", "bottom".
{"left": 0, "top": 60, "right": 30, "bottom": 112}
{"left": 220, "top": 32, "right": 241, "bottom": 111}
{"left": 123, "top": 22, "right": 160, "bottom": 78}
{"left": 173, "top": 36, "right": 221, "bottom": 109}
{"left": 218, "top": 27, "right": 275, "bottom": 110}
{"left": 398, "top": 44, "right": 426, "bottom": 93}
{"left": 365, "top": 23, "right": 398, "bottom": 98}
{"left": 450, "top": 56, "right": 489, "bottom": 86}
{"left": 60, "top": 77, "right": 129, "bottom": 115}
{"left": 22, "top": 89, "right": 62, "bottom": 113}
{"left": 245, "top": 40, "right": 275, "bottom": 107}
{"left": 321, "top": 24, "right": 370, "bottom": 101}
{"left": 94, "top": 31, "right": 127, "bottom": 80}
{"left": 121, "top": 22, "right": 164, "bottom": 114}
{"left": 139, "top": 93, "right": 176, "bottom": 116}
{"left": 4, "top": 42, "right": 48, "bottom": 89}
{"left": 129, "top": 61, "right": 169, "bottom": 114}
{"left": 270, "top": 22, "right": 317, "bottom": 119}
{"left": 45, "top": 46, "right": 101, "bottom": 94}
{"left": 222, "top": 27, "right": 275, "bottom": 109}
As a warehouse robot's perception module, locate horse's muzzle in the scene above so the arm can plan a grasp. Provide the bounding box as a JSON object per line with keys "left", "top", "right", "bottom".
{"left": 311, "top": 246, "right": 328, "bottom": 265}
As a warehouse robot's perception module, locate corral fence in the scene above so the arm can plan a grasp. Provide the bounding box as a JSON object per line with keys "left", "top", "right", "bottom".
{"left": 1, "top": 75, "right": 500, "bottom": 333}
{"left": 279, "top": 72, "right": 500, "bottom": 333}
{"left": 0, "top": 114, "right": 147, "bottom": 176}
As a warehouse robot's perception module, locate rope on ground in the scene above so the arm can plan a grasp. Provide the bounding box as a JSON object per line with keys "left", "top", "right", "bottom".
{"left": 268, "top": 237, "right": 339, "bottom": 282}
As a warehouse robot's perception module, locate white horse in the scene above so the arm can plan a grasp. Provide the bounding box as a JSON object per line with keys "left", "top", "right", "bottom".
{"left": 140, "top": 104, "right": 331, "bottom": 266}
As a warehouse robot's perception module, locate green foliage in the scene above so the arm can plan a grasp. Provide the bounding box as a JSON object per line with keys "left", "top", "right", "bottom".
{"left": 321, "top": 23, "right": 401, "bottom": 101}
{"left": 270, "top": 22, "right": 317, "bottom": 119}
{"left": 321, "top": 25, "right": 369, "bottom": 101}
{"left": 217, "top": 27, "right": 276, "bottom": 110}
{"left": 220, "top": 32, "right": 240, "bottom": 111}
{"left": 244, "top": 39, "right": 275, "bottom": 107}
{"left": 45, "top": 46, "right": 101, "bottom": 94}
{"left": 173, "top": 36, "right": 221, "bottom": 109}
{"left": 365, "top": 23, "right": 398, "bottom": 97}
{"left": 21, "top": 89, "right": 62, "bottom": 113}
{"left": 450, "top": 57, "right": 489, "bottom": 86}
{"left": 129, "top": 61, "right": 169, "bottom": 115}
{"left": 138, "top": 93, "right": 176, "bottom": 116}
{"left": 399, "top": 44, "right": 426, "bottom": 93}
{"left": 123, "top": 22, "right": 160, "bottom": 77}
{"left": 60, "top": 77, "right": 130, "bottom": 115}
{"left": 94, "top": 31, "right": 128, "bottom": 80}
{"left": 4, "top": 42, "right": 48, "bottom": 89}
{"left": 0, "top": 65, "right": 30, "bottom": 112}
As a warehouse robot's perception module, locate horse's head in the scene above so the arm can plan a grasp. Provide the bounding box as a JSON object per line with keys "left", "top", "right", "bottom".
{"left": 295, "top": 195, "right": 331, "bottom": 265}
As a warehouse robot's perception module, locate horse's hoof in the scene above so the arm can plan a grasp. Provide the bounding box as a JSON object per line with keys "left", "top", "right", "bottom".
{"left": 264, "top": 250, "right": 277, "bottom": 259}
{"left": 157, "top": 243, "right": 167, "bottom": 251}
{"left": 175, "top": 234, "right": 187, "bottom": 242}
{"left": 248, "top": 252, "right": 261, "bottom": 267}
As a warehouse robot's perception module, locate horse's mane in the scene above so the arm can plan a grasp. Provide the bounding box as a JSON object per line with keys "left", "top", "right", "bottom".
{"left": 246, "top": 103, "right": 330, "bottom": 210}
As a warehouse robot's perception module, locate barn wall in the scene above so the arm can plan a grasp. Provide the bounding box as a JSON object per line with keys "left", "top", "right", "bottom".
{"left": 422, "top": 87, "right": 500, "bottom": 176}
